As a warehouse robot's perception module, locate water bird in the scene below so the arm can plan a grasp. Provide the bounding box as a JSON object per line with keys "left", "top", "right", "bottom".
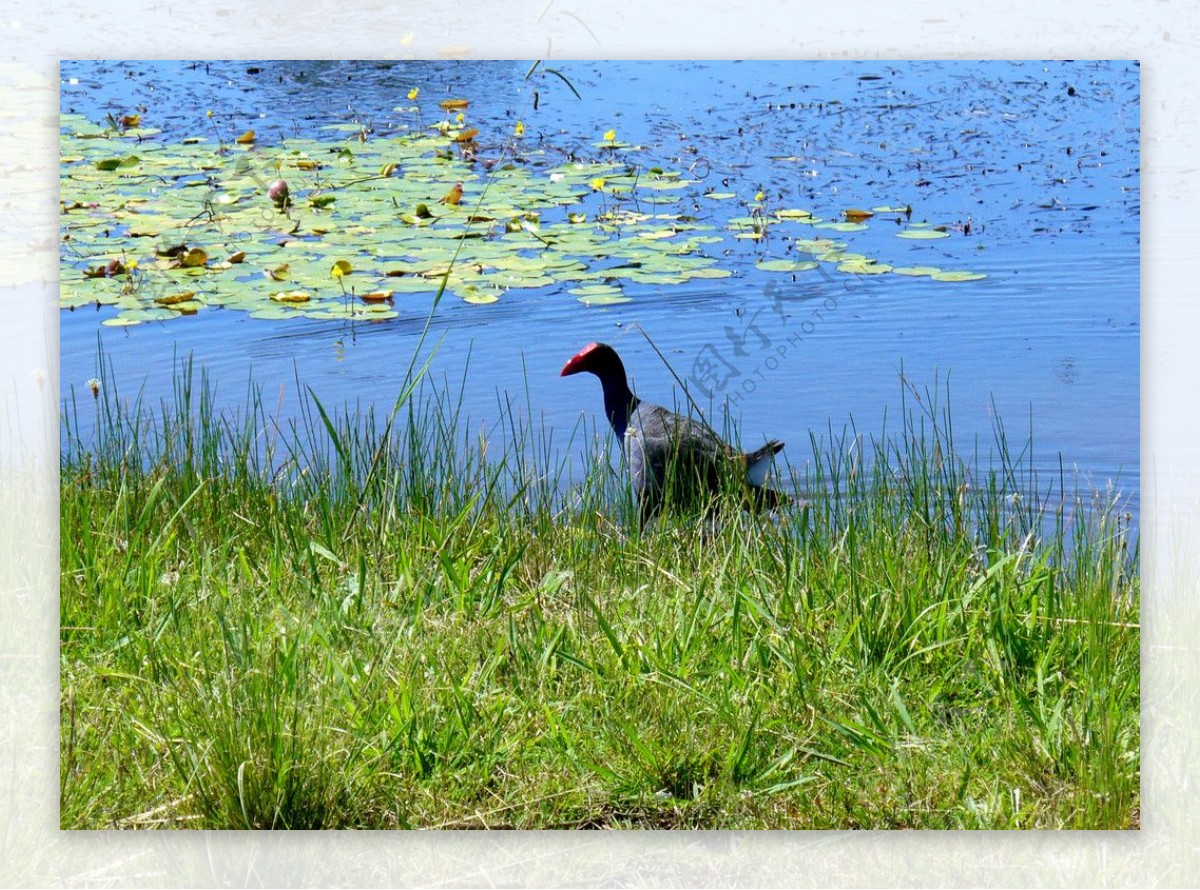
{"left": 560, "top": 342, "right": 788, "bottom": 521}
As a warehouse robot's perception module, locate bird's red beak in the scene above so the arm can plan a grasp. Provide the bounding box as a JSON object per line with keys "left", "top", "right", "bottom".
{"left": 560, "top": 343, "right": 598, "bottom": 377}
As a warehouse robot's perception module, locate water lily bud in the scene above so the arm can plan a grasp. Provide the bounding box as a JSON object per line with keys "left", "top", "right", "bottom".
{"left": 268, "top": 179, "right": 290, "bottom": 205}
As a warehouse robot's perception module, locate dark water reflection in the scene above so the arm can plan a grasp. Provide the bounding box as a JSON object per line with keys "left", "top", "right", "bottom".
{"left": 59, "top": 60, "right": 1140, "bottom": 513}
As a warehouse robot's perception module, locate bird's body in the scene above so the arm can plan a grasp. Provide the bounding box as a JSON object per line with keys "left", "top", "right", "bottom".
{"left": 561, "top": 342, "right": 787, "bottom": 521}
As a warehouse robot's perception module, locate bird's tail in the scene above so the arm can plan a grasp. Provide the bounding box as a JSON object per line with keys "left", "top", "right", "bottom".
{"left": 743, "top": 439, "right": 785, "bottom": 487}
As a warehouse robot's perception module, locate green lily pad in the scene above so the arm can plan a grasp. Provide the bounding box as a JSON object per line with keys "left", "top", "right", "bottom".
{"left": 94, "top": 155, "right": 141, "bottom": 171}
{"left": 896, "top": 229, "right": 950, "bottom": 239}
{"left": 457, "top": 286, "right": 500, "bottom": 304}
{"left": 890, "top": 266, "right": 942, "bottom": 277}
{"left": 814, "top": 221, "right": 869, "bottom": 232}
{"left": 837, "top": 261, "right": 892, "bottom": 275}
{"left": 930, "top": 270, "right": 987, "bottom": 282}
{"left": 816, "top": 251, "right": 868, "bottom": 264}
{"left": 756, "top": 259, "right": 819, "bottom": 273}
{"left": 576, "top": 293, "right": 632, "bottom": 305}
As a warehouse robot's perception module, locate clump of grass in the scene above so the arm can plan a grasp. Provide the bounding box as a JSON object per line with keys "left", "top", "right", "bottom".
{"left": 59, "top": 349, "right": 1138, "bottom": 829}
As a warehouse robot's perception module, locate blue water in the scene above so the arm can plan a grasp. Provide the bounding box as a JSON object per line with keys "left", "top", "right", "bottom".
{"left": 59, "top": 60, "right": 1140, "bottom": 511}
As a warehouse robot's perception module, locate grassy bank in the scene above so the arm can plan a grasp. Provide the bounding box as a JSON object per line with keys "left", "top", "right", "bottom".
{"left": 59, "top": 358, "right": 1139, "bottom": 829}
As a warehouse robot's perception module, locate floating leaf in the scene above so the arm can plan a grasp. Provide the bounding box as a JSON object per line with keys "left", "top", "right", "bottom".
{"left": 115, "top": 307, "right": 178, "bottom": 323}
{"left": 896, "top": 229, "right": 950, "bottom": 240}
{"left": 439, "top": 99, "right": 470, "bottom": 110}
{"left": 577, "top": 293, "right": 631, "bottom": 305}
{"left": 890, "top": 266, "right": 941, "bottom": 277}
{"left": 931, "top": 270, "right": 987, "bottom": 282}
{"left": 249, "top": 306, "right": 295, "bottom": 320}
{"left": 842, "top": 208, "right": 874, "bottom": 221}
{"left": 817, "top": 251, "right": 867, "bottom": 263}
{"left": 704, "top": 192, "right": 737, "bottom": 200}
{"left": 180, "top": 247, "right": 208, "bottom": 268}
{"left": 361, "top": 290, "right": 393, "bottom": 302}
{"left": 154, "top": 291, "right": 196, "bottom": 305}
{"left": 459, "top": 287, "right": 499, "bottom": 304}
{"left": 756, "top": 259, "right": 819, "bottom": 273}
{"left": 235, "top": 130, "right": 255, "bottom": 144}
{"left": 94, "top": 155, "right": 140, "bottom": 171}
{"left": 270, "top": 290, "right": 313, "bottom": 303}
{"left": 568, "top": 284, "right": 625, "bottom": 298}
{"left": 838, "top": 261, "right": 892, "bottom": 274}
{"left": 795, "top": 238, "right": 846, "bottom": 254}
{"left": 814, "top": 221, "right": 869, "bottom": 232}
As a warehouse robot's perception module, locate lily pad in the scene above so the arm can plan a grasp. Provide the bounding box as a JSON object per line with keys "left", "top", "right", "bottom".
{"left": 930, "top": 270, "right": 987, "bottom": 282}
{"left": 890, "top": 266, "right": 942, "bottom": 277}
{"left": 896, "top": 229, "right": 950, "bottom": 240}
{"left": 756, "top": 259, "right": 819, "bottom": 273}
{"left": 837, "top": 261, "right": 893, "bottom": 275}
{"left": 577, "top": 293, "right": 632, "bottom": 305}
{"left": 814, "top": 221, "right": 869, "bottom": 232}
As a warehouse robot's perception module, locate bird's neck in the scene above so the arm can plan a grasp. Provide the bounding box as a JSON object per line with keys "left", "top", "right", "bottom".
{"left": 600, "top": 376, "right": 638, "bottom": 439}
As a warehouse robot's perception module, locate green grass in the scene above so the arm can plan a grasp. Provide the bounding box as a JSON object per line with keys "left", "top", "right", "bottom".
{"left": 59, "top": 353, "right": 1139, "bottom": 829}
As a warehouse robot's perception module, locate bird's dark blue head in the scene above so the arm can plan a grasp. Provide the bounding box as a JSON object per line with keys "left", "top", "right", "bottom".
{"left": 561, "top": 342, "right": 639, "bottom": 438}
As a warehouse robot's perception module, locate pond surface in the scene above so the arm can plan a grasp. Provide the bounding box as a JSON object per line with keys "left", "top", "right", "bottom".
{"left": 59, "top": 60, "right": 1140, "bottom": 511}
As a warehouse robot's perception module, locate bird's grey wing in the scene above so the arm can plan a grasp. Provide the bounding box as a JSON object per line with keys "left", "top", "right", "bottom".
{"left": 635, "top": 402, "right": 724, "bottom": 450}
{"left": 625, "top": 427, "right": 666, "bottom": 522}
